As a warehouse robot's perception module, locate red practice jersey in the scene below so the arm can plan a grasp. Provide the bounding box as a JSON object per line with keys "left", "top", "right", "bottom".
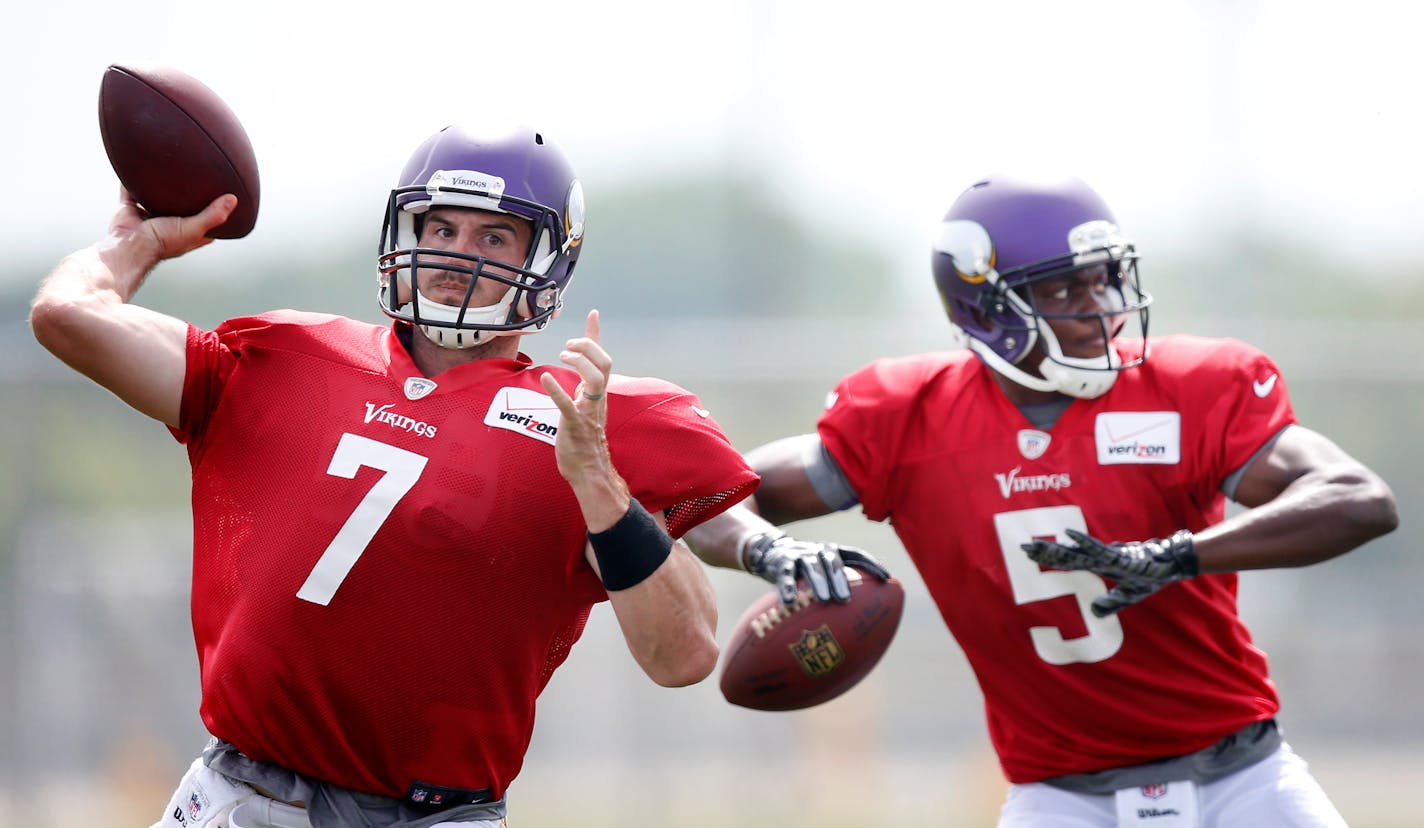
{"left": 818, "top": 335, "right": 1294, "bottom": 782}
{"left": 170, "top": 311, "right": 757, "bottom": 800}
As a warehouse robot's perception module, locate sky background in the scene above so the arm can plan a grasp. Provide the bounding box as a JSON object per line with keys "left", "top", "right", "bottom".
{"left": 5, "top": 0, "right": 1424, "bottom": 289}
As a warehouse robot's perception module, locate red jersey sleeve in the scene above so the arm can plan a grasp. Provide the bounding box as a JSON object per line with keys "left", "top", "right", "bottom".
{"left": 817, "top": 354, "right": 962, "bottom": 522}
{"left": 1167, "top": 337, "right": 1297, "bottom": 501}
{"left": 604, "top": 376, "right": 759, "bottom": 537}
{"left": 170, "top": 322, "right": 238, "bottom": 447}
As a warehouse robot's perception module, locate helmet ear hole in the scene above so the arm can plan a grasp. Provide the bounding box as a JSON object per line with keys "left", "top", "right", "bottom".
{"left": 977, "top": 290, "right": 1011, "bottom": 323}
{"left": 526, "top": 286, "right": 561, "bottom": 320}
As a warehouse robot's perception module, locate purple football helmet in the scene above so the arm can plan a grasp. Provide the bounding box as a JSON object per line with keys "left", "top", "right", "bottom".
{"left": 378, "top": 125, "right": 586, "bottom": 348}
{"left": 930, "top": 174, "right": 1151, "bottom": 398}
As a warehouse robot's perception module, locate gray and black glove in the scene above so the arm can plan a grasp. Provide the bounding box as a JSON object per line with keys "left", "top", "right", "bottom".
{"left": 1021, "top": 528, "right": 1198, "bottom": 617}
{"left": 742, "top": 531, "right": 891, "bottom": 605}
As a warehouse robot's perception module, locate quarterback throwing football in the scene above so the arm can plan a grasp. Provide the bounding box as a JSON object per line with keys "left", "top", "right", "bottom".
{"left": 32, "top": 125, "right": 757, "bottom": 828}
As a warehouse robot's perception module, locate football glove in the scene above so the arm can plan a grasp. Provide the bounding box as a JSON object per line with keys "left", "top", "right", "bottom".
{"left": 742, "top": 532, "right": 892, "bottom": 606}
{"left": 1020, "top": 528, "right": 1198, "bottom": 617}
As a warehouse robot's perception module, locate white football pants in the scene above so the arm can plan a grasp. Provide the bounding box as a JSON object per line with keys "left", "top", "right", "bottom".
{"left": 151, "top": 756, "right": 506, "bottom": 828}
{"left": 997, "top": 743, "right": 1348, "bottom": 828}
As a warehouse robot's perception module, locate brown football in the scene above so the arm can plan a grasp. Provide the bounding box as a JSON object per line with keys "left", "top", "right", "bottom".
{"left": 98, "top": 63, "right": 260, "bottom": 238}
{"left": 719, "top": 568, "right": 904, "bottom": 711}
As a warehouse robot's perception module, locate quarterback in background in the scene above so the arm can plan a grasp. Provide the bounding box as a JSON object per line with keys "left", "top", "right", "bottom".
{"left": 30, "top": 125, "right": 757, "bottom": 828}
{"left": 688, "top": 175, "right": 1397, "bottom": 826}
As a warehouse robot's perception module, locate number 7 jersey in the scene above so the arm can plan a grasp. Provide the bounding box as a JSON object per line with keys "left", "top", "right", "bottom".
{"left": 817, "top": 335, "right": 1295, "bottom": 783}
{"left": 169, "top": 310, "right": 757, "bottom": 802}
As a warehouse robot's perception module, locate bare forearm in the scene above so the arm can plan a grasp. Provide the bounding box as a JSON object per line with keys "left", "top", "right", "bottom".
{"left": 686, "top": 434, "right": 842, "bottom": 571}
{"left": 31, "top": 191, "right": 231, "bottom": 370}
{"left": 605, "top": 540, "right": 718, "bottom": 686}
{"left": 746, "top": 435, "right": 839, "bottom": 525}
{"left": 565, "top": 467, "right": 631, "bottom": 533}
{"left": 31, "top": 247, "right": 188, "bottom": 426}
{"left": 1195, "top": 467, "right": 1398, "bottom": 572}
{"left": 683, "top": 504, "right": 767, "bottom": 570}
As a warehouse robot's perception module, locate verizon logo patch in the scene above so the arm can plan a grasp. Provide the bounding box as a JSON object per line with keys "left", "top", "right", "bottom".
{"left": 485, "top": 386, "right": 561, "bottom": 445}
{"left": 1095, "top": 411, "right": 1180, "bottom": 465}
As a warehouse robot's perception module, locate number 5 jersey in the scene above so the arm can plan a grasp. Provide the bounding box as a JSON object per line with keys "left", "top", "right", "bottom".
{"left": 817, "top": 335, "right": 1295, "bottom": 783}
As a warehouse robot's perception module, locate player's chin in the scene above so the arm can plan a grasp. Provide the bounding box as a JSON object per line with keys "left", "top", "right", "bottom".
{"left": 1061, "top": 341, "right": 1112, "bottom": 361}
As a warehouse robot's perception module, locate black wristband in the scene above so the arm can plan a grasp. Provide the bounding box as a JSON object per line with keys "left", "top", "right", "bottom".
{"left": 587, "top": 499, "right": 673, "bottom": 591}
{"left": 1162, "top": 530, "right": 1199, "bottom": 578}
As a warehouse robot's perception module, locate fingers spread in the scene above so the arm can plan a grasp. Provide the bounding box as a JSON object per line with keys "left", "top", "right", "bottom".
{"left": 842, "top": 549, "right": 891, "bottom": 582}
{"left": 539, "top": 371, "right": 576, "bottom": 414}
{"left": 802, "top": 556, "right": 832, "bottom": 603}
{"left": 1064, "top": 529, "right": 1111, "bottom": 555}
{"left": 825, "top": 552, "right": 852, "bottom": 603}
{"left": 1022, "top": 540, "right": 1077, "bottom": 569}
{"left": 1091, "top": 579, "right": 1162, "bottom": 617}
{"left": 775, "top": 560, "right": 799, "bottom": 605}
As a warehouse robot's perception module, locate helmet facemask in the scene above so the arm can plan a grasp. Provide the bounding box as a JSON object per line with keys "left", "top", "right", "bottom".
{"left": 378, "top": 184, "right": 566, "bottom": 349}
{"left": 1005, "top": 247, "right": 1151, "bottom": 398}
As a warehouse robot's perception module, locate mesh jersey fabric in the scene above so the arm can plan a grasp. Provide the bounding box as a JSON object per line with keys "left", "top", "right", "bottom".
{"left": 168, "top": 310, "right": 757, "bottom": 800}
{"left": 817, "top": 335, "right": 1294, "bottom": 782}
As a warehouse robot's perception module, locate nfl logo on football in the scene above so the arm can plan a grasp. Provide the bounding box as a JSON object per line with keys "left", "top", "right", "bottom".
{"left": 790, "top": 624, "right": 845, "bottom": 677}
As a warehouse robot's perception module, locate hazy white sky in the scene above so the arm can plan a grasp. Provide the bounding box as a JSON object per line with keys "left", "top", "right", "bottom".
{"left": 7, "top": 0, "right": 1423, "bottom": 284}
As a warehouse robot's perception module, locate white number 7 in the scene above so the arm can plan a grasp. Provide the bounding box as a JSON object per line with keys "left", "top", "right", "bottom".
{"left": 296, "top": 433, "right": 428, "bottom": 606}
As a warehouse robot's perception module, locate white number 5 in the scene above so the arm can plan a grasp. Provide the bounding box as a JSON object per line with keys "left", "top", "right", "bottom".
{"left": 296, "top": 433, "right": 428, "bottom": 606}
{"left": 994, "top": 506, "right": 1123, "bottom": 665}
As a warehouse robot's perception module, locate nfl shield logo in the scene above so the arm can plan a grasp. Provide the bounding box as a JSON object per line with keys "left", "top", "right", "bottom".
{"left": 1141, "top": 783, "right": 1168, "bottom": 799}
{"left": 404, "top": 377, "right": 438, "bottom": 400}
{"left": 1017, "top": 429, "right": 1051, "bottom": 460}
{"left": 789, "top": 624, "right": 845, "bottom": 677}
{"left": 187, "top": 789, "right": 208, "bottom": 820}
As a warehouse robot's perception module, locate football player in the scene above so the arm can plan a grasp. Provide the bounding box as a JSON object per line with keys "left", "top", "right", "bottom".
{"left": 31, "top": 125, "right": 757, "bottom": 828}
{"left": 687, "top": 174, "right": 1397, "bottom": 827}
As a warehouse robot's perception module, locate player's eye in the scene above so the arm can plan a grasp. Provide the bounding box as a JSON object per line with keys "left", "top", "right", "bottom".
{"left": 1038, "top": 280, "right": 1070, "bottom": 302}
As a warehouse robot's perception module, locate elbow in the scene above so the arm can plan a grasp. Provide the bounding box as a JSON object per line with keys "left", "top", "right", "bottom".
{"left": 648, "top": 635, "right": 720, "bottom": 688}
{"left": 1356, "top": 476, "right": 1399, "bottom": 540}
{"left": 29, "top": 288, "right": 93, "bottom": 359}
{"left": 28, "top": 292, "right": 68, "bottom": 353}
{"left": 1331, "top": 467, "right": 1400, "bottom": 546}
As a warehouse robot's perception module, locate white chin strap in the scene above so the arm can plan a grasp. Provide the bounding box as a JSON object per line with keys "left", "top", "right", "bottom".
{"left": 1033, "top": 316, "right": 1123, "bottom": 399}
{"left": 966, "top": 323, "right": 1122, "bottom": 400}
{"left": 401, "top": 283, "right": 521, "bottom": 350}
{"left": 1037, "top": 351, "right": 1122, "bottom": 399}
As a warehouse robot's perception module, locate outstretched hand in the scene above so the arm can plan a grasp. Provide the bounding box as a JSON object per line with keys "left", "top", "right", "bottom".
{"left": 743, "top": 532, "right": 892, "bottom": 605}
{"left": 1021, "top": 529, "right": 1198, "bottom": 616}
{"left": 539, "top": 310, "right": 615, "bottom": 492}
